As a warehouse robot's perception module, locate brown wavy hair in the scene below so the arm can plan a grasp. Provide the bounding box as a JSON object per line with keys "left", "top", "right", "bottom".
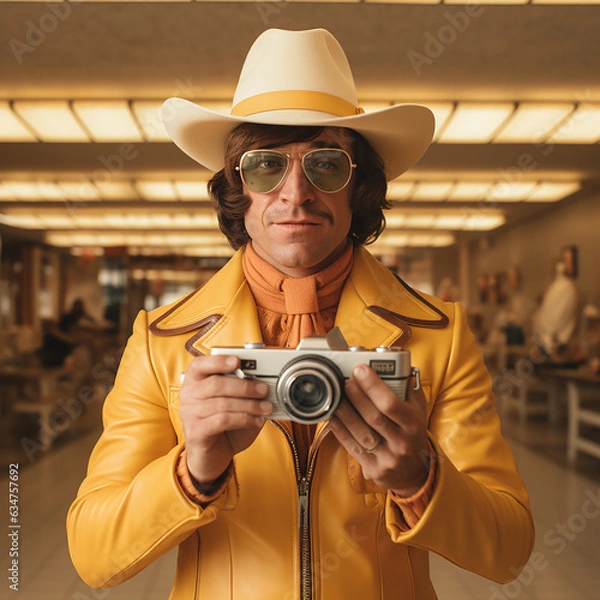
{"left": 207, "top": 123, "right": 389, "bottom": 250}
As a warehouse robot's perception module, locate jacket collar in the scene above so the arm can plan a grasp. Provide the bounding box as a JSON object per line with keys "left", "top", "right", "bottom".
{"left": 148, "top": 245, "right": 448, "bottom": 356}
{"left": 149, "top": 249, "right": 262, "bottom": 355}
{"left": 335, "top": 246, "right": 447, "bottom": 349}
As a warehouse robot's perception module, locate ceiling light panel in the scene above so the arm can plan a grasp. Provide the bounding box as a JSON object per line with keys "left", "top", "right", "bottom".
{"left": 38, "top": 214, "right": 73, "bottom": 228}
{"left": 131, "top": 101, "right": 171, "bottom": 141}
{"left": 93, "top": 180, "right": 139, "bottom": 200}
{"left": 174, "top": 181, "right": 210, "bottom": 201}
{"left": 364, "top": 0, "right": 441, "bottom": 5}
{"left": 447, "top": 182, "right": 493, "bottom": 201}
{"left": 433, "top": 215, "right": 466, "bottom": 229}
{"left": 387, "top": 181, "right": 416, "bottom": 201}
{"left": 0, "top": 183, "right": 14, "bottom": 200}
{"left": 0, "top": 214, "right": 40, "bottom": 229}
{"left": 2, "top": 181, "right": 42, "bottom": 200}
{"left": 12, "top": 181, "right": 45, "bottom": 200}
{"left": 0, "top": 180, "right": 65, "bottom": 201}
{"left": 12, "top": 100, "right": 89, "bottom": 142}
{"left": 410, "top": 181, "right": 455, "bottom": 201}
{"left": 527, "top": 182, "right": 581, "bottom": 202}
{"left": 445, "top": 0, "right": 527, "bottom": 4}
{"left": 404, "top": 214, "right": 437, "bottom": 227}
{"left": 371, "top": 232, "right": 456, "bottom": 248}
{"left": 549, "top": 104, "right": 600, "bottom": 143}
{"left": 437, "top": 102, "right": 515, "bottom": 143}
{"left": 63, "top": 0, "right": 192, "bottom": 2}
{"left": 488, "top": 181, "right": 537, "bottom": 202}
{"left": 72, "top": 100, "right": 144, "bottom": 142}
{"left": 493, "top": 103, "right": 574, "bottom": 143}
{"left": 385, "top": 209, "right": 505, "bottom": 231}
{"left": 37, "top": 181, "right": 64, "bottom": 200}
{"left": 411, "top": 234, "right": 451, "bottom": 247}
{"left": 43, "top": 230, "right": 230, "bottom": 247}
{"left": 57, "top": 180, "right": 101, "bottom": 201}
{"left": 71, "top": 214, "right": 108, "bottom": 228}
{"left": 0, "top": 102, "right": 37, "bottom": 142}
{"left": 385, "top": 213, "right": 406, "bottom": 227}
{"left": 425, "top": 102, "right": 455, "bottom": 141}
{"left": 463, "top": 214, "right": 506, "bottom": 230}
{"left": 135, "top": 181, "right": 178, "bottom": 201}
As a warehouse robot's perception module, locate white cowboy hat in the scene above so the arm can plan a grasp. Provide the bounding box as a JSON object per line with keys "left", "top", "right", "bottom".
{"left": 162, "top": 28, "right": 434, "bottom": 181}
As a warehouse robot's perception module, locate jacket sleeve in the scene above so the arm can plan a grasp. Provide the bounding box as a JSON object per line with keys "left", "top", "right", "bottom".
{"left": 385, "top": 301, "right": 535, "bottom": 583}
{"left": 66, "top": 311, "right": 238, "bottom": 588}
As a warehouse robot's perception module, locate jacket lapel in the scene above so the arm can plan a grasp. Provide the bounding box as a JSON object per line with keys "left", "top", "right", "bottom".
{"left": 335, "top": 246, "right": 448, "bottom": 349}
{"left": 148, "top": 249, "right": 263, "bottom": 356}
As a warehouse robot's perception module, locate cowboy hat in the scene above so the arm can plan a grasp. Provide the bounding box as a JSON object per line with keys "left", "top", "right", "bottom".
{"left": 162, "top": 28, "right": 434, "bottom": 181}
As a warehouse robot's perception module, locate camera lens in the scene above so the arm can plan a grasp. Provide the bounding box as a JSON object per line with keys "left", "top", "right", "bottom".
{"left": 289, "top": 373, "right": 329, "bottom": 410}
{"left": 277, "top": 355, "right": 344, "bottom": 423}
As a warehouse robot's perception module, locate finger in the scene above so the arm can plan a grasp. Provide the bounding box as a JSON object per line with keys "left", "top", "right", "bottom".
{"left": 328, "top": 414, "right": 375, "bottom": 459}
{"left": 333, "top": 397, "right": 384, "bottom": 452}
{"left": 182, "top": 372, "right": 269, "bottom": 403}
{"left": 180, "top": 396, "right": 273, "bottom": 418}
{"left": 350, "top": 364, "right": 419, "bottom": 427}
{"left": 190, "top": 412, "right": 267, "bottom": 440}
{"left": 185, "top": 354, "right": 240, "bottom": 381}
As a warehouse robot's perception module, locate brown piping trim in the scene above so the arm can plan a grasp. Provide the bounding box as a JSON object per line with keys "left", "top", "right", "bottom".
{"left": 366, "top": 306, "right": 412, "bottom": 347}
{"left": 148, "top": 284, "right": 222, "bottom": 336}
{"left": 185, "top": 316, "right": 222, "bottom": 356}
{"left": 364, "top": 272, "right": 449, "bottom": 343}
{"left": 389, "top": 273, "right": 450, "bottom": 329}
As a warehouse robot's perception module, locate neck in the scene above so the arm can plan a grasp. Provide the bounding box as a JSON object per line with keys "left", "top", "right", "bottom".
{"left": 250, "top": 238, "right": 352, "bottom": 278}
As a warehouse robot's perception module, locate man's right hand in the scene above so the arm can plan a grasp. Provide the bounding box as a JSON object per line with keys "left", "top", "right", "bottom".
{"left": 179, "top": 355, "right": 272, "bottom": 486}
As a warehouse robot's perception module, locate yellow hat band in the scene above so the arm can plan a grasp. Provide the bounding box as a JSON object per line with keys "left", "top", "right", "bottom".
{"left": 231, "top": 90, "right": 364, "bottom": 118}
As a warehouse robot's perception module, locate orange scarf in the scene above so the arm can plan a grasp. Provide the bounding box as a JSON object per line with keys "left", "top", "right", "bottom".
{"left": 242, "top": 241, "right": 354, "bottom": 349}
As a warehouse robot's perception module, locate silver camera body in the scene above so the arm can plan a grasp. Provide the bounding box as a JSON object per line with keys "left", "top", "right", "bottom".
{"left": 211, "top": 327, "right": 416, "bottom": 424}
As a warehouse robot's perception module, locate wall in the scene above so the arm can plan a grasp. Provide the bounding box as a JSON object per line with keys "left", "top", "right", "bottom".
{"left": 468, "top": 191, "right": 600, "bottom": 310}
{"left": 431, "top": 244, "right": 459, "bottom": 301}
{"left": 64, "top": 253, "right": 105, "bottom": 321}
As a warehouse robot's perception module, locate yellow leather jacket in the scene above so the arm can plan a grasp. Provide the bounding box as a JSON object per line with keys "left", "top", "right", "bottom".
{"left": 67, "top": 246, "right": 534, "bottom": 600}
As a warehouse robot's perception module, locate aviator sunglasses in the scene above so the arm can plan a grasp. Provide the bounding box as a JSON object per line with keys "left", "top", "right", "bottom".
{"left": 236, "top": 148, "right": 357, "bottom": 194}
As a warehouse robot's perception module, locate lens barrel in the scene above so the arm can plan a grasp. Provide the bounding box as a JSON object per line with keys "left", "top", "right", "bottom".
{"left": 276, "top": 355, "right": 345, "bottom": 423}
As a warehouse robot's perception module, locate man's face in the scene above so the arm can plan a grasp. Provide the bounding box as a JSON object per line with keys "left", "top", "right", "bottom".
{"left": 243, "top": 128, "right": 354, "bottom": 278}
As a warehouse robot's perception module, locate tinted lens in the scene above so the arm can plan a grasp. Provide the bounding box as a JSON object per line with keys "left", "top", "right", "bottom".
{"left": 302, "top": 149, "right": 352, "bottom": 192}
{"left": 240, "top": 151, "right": 288, "bottom": 193}
{"left": 289, "top": 374, "right": 330, "bottom": 413}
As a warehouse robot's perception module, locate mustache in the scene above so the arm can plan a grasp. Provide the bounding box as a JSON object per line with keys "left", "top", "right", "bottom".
{"left": 266, "top": 207, "right": 333, "bottom": 224}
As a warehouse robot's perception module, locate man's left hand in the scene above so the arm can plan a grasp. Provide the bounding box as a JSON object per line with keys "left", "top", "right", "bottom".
{"left": 328, "top": 364, "right": 430, "bottom": 497}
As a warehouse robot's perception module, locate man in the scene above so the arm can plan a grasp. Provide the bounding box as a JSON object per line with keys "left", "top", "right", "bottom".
{"left": 67, "top": 28, "right": 534, "bottom": 599}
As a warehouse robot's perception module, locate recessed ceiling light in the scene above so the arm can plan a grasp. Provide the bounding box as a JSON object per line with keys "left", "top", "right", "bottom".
{"left": 0, "top": 102, "right": 37, "bottom": 142}
{"left": 12, "top": 100, "right": 89, "bottom": 142}
{"left": 494, "top": 103, "right": 574, "bottom": 143}
{"left": 72, "top": 100, "right": 144, "bottom": 142}
{"left": 437, "top": 102, "right": 515, "bottom": 143}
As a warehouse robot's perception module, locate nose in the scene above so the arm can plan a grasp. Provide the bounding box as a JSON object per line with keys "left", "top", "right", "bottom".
{"left": 278, "top": 157, "right": 315, "bottom": 205}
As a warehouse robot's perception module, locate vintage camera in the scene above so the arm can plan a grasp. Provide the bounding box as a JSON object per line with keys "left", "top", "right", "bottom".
{"left": 211, "top": 327, "right": 419, "bottom": 424}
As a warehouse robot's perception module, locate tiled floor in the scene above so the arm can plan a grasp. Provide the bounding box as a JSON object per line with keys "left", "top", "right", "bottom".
{"left": 1, "top": 393, "right": 599, "bottom": 599}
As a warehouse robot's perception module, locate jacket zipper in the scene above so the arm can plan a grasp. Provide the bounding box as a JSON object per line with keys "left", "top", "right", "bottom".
{"left": 273, "top": 422, "right": 328, "bottom": 600}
